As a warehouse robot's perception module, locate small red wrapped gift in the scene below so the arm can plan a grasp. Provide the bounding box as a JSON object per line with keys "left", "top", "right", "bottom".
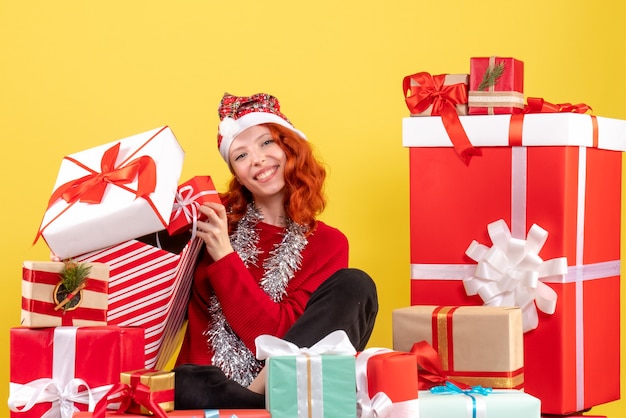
{"left": 166, "top": 176, "right": 221, "bottom": 236}
{"left": 8, "top": 326, "right": 145, "bottom": 418}
{"left": 468, "top": 56, "right": 524, "bottom": 115}
{"left": 356, "top": 348, "right": 419, "bottom": 417}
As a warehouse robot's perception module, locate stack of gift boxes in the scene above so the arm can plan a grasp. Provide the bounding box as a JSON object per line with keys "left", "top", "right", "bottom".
{"left": 8, "top": 58, "right": 623, "bottom": 418}
{"left": 394, "top": 56, "right": 623, "bottom": 417}
{"left": 7, "top": 126, "right": 266, "bottom": 417}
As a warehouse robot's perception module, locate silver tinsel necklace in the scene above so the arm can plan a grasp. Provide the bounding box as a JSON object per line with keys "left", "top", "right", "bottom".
{"left": 203, "top": 203, "right": 309, "bottom": 386}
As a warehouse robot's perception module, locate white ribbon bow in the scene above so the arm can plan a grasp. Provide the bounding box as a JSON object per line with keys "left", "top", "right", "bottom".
{"left": 255, "top": 329, "right": 357, "bottom": 359}
{"left": 8, "top": 378, "right": 112, "bottom": 418}
{"left": 464, "top": 219, "right": 567, "bottom": 332}
{"left": 171, "top": 184, "right": 218, "bottom": 240}
{"left": 355, "top": 348, "right": 395, "bottom": 418}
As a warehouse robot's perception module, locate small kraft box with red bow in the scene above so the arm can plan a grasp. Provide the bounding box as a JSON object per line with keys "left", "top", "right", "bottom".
{"left": 402, "top": 112, "right": 625, "bottom": 415}
{"left": 392, "top": 305, "right": 524, "bottom": 390}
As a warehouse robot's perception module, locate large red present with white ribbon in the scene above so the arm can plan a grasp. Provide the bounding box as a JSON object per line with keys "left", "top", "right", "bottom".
{"left": 355, "top": 348, "right": 419, "bottom": 418}
{"left": 166, "top": 176, "right": 221, "bottom": 237}
{"left": 75, "top": 236, "right": 203, "bottom": 369}
{"left": 8, "top": 326, "right": 145, "bottom": 418}
{"left": 402, "top": 112, "right": 625, "bottom": 414}
{"left": 35, "top": 126, "right": 184, "bottom": 260}
{"left": 21, "top": 261, "right": 110, "bottom": 327}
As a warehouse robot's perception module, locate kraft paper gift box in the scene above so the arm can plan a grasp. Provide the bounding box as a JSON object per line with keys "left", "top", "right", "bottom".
{"left": 418, "top": 384, "right": 541, "bottom": 418}
{"left": 403, "top": 72, "right": 469, "bottom": 116}
{"left": 75, "top": 236, "right": 204, "bottom": 369}
{"left": 21, "top": 261, "right": 109, "bottom": 327}
{"left": 403, "top": 71, "right": 480, "bottom": 166}
{"left": 74, "top": 410, "right": 271, "bottom": 417}
{"left": 356, "top": 348, "right": 419, "bottom": 417}
{"left": 402, "top": 112, "right": 625, "bottom": 414}
{"left": 468, "top": 56, "right": 524, "bottom": 115}
{"left": 166, "top": 176, "right": 221, "bottom": 236}
{"left": 36, "top": 126, "right": 184, "bottom": 260}
{"left": 255, "top": 330, "right": 357, "bottom": 418}
{"left": 392, "top": 305, "right": 524, "bottom": 390}
{"left": 8, "top": 325, "right": 145, "bottom": 418}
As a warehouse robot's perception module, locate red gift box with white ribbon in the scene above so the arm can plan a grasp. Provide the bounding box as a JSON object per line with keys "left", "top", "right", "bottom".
{"left": 402, "top": 112, "right": 624, "bottom": 414}
{"left": 75, "top": 237, "right": 203, "bottom": 369}
{"left": 8, "top": 326, "right": 145, "bottom": 418}
{"left": 166, "top": 176, "right": 221, "bottom": 237}
{"left": 356, "top": 348, "right": 420, "bottom": 418}
{"left": 21, "top": 261, "right": 110, "bottom": 327}
{"left": 35, "top": 126, "right": 184, "bottom": 260}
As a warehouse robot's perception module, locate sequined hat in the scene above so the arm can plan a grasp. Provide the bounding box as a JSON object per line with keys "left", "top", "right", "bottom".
{"left": 217, "top": 92, "right": 307, "bottom": 163}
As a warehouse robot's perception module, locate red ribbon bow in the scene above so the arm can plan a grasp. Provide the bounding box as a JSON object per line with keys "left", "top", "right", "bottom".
{"left": 49, "top": 142, "right": 157, "bottom": 206}
{"left": 410, "top": 340, "right": 471, "bottom": 391}
{"left": 403, "top": 72, "right": 481, "bottom": 165}
{"left": 34, "top": 140, "right": 158, "bottom": 246}
{"left": 524, "top": 97, "right": 592, "bottom": 114}
{"left": 92, "top": 381, "right": 170, "bottom": 418}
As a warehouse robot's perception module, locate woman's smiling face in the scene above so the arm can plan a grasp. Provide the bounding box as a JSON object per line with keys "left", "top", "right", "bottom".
{"left": 229, "top": 124, "right": 287, "bottom": 202}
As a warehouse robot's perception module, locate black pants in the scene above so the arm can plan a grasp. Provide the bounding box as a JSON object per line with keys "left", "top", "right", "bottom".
{"left": 174, "top": 268, "right": 379, "bottom": 409}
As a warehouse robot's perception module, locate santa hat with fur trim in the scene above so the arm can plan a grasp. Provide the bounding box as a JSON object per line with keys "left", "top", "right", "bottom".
{"left": 217, "top": 92, "right": 307, "bottom": 163}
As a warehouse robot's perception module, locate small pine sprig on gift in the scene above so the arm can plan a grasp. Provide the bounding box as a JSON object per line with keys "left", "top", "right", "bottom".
{"left": 478, "top": 62, "right": 505, "bottom": 91}
{"left": 54, "top": 260, "right": 91, "bottom": 311}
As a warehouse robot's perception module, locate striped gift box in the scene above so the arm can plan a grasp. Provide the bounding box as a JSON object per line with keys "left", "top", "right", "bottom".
{"left": 75, "top": 236, "right": 203, "bottom": 369}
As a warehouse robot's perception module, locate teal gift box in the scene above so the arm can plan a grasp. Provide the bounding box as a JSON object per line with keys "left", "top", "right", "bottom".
{"left": 256, "top": 330, "right": 357, "bottom": 418}
{"left": 419, "top": 383, "right": 541, "bottom": 418}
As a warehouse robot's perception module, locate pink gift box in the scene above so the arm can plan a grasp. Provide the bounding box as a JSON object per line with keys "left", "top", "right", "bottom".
{"left": 36, "top": 126, "right": 184, "bottom": 260}
{"left": 75, "top": 236, "right": 203, "bottom": 369}
{"left": 9, "top": 326, "right": 145, "bottom": 418}
{"left": 167, "top": 176, "right": 221, "bottom": 236}
{"left": 402, "top": 113, "right": 624, "bottom": 414}
{"left": 21, "top": 261, "right": 109, "bottom": 327}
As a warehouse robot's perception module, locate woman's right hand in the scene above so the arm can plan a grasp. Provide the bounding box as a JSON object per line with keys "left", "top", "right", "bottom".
{"left": 195, "top": 201, "right": 234, "bottom": 262}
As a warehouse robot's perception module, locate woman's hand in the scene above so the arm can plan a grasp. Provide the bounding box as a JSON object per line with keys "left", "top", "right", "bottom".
{"left": 196, "top": 201, "right": 234, "bottom": 262}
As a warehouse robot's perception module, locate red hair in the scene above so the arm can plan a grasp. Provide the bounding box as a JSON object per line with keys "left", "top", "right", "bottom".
{"left": 220, "top": 123, "right": 327, "bottom": 235}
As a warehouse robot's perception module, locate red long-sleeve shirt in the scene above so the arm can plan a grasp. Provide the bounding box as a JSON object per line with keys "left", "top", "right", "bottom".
{"left": 176, "top": 220, "right": 348, "bottom": 365}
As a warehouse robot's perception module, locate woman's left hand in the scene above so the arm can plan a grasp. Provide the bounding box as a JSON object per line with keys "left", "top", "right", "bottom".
{"left": 196, "top": 201, "right": 234, "bottom": 262}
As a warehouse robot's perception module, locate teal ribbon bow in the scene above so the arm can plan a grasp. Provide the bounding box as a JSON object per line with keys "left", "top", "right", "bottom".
{"left": 430, "top": 381, "right": 493, "bottom": 418}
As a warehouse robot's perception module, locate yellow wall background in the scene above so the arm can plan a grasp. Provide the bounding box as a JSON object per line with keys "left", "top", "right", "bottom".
{"left": 1, "top": 0, "right": 625, "bottom": 416}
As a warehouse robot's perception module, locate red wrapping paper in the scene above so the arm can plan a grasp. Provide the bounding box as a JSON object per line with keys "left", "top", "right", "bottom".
{"left": 407, "top": 143, "right": 621, "bottom": 414}
{"left": 75, "top": 237, "right": 204, "bottom": 369}
{"left": 9, "top": 326, "right": 145, "bottom": 418}
{"left": 468, "top": 56, "right": 524, "bottom": 115}
{"left": 73, "top": 410, "right": 271, "bottom": 417}
{"left": 167, "top": 176, "right": 221, "bottom": 236}
{"left": 21, "top": 261, "right": 109, "bottom": 327}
